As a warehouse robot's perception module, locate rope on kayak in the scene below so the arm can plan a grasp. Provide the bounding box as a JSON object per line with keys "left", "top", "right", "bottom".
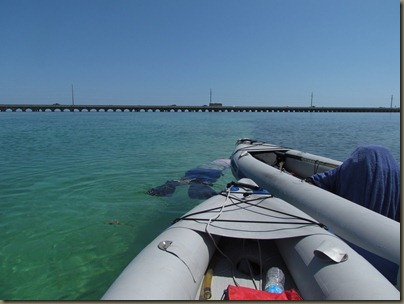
{"left": 171, "top": 181, "right": 328, "bottom": 290}
{"left": 200, "top": 186, "right": 268, "bottom": 290}
{"left": 173, "top": 190, "right": 327, "bottom": 230}
{"left": 220, "top": 192, "right": 328, "bottom": 230}
{"left": 241, "top": 238, "right": 261, "bottom": 290}
{"left": 257, "top": 239, "right": 263, "bottom": 290}
{"left": 204, "top": 187, "right": 240, "bottom": 287}
{"left": 171, "top": 181, "right": 272, "bottom": 225}
{"left": 172, "top": 184, "right": 328, "bottom": 291}
{"left": 171, "top": 195, "right": 272, "bottom": 225}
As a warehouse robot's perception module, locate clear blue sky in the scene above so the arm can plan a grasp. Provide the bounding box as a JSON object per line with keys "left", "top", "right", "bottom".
{"left": 0, "top": 0, "right": 400, "bottom": 107}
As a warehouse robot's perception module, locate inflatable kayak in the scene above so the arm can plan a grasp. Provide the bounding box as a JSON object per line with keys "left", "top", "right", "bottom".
{"left": 102, "top": 178, "right": 399, "bottom": 300}
{"left": 230, "top": 138, "right": 400, "bottom": 285}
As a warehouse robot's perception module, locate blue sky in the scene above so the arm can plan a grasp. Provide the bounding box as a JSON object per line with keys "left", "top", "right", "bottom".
{"left": 0, "top": 0, "right": 400, "bottom": 106}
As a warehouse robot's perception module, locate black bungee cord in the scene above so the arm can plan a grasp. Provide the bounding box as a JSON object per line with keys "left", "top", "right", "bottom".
{"left": 172, "top": 183, "right": 328, "bottom": 230}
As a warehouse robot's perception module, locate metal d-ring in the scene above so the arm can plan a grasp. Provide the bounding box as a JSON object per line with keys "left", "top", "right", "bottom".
{"left": 158, "top": 240, "right": 172, "bottom": 251}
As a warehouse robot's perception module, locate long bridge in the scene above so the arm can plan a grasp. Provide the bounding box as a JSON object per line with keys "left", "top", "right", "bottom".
{"left": 0, "top": 104, "right": 400, "bottom": 113}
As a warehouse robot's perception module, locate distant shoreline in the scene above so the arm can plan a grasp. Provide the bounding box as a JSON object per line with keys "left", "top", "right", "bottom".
{"left": 0, "top": 104, "right": 399, "bottom": 113}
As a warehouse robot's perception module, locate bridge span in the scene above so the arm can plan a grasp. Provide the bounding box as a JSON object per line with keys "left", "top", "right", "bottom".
{"left": 0, "top": 104, "right": 399, "bottom": 113}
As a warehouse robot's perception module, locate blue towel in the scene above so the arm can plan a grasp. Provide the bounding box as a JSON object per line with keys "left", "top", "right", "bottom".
{"left": 311, "top": 145, "right": 400, "bottom": 222}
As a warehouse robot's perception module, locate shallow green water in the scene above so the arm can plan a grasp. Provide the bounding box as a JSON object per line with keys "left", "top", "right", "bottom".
{"left": 0, "top": 111, "right": 399, "bottom": 299}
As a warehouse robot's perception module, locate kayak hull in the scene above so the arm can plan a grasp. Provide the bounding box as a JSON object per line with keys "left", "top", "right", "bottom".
{"left": 102, "top": 178, "right": 399, "bottom": 300}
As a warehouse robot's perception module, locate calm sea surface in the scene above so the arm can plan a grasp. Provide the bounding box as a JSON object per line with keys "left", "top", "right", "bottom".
{"left": 0, "top": 111, "right": 400, "bottom": 299}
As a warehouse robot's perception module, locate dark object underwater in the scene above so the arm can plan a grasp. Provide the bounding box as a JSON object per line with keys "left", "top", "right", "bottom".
{"left": 147, "top": 160, "right": 230, "bottom": 199}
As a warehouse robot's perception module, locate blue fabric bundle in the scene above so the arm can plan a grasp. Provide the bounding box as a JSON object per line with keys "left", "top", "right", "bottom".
{"left": 311, "top": 145, "right": 400, "bottom": 222}
{"left": 182, "top": 167, "right": 223, "bottom": 184}
{"left": 147, "top": 160, "right": 230, "bottom": 199}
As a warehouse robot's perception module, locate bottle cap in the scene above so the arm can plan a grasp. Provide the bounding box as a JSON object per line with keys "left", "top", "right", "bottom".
{"left": 266, "top": 285, "right": 284, "bottom": 294}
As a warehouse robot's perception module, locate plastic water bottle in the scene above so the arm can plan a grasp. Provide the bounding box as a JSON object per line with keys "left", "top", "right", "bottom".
{"left": 264, "top": 267, "right": 285, "bottom": 293}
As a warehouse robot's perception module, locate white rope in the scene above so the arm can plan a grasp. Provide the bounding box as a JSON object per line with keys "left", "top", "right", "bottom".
{"left": 205, "top": 186, "right": 240, "bottom": 286}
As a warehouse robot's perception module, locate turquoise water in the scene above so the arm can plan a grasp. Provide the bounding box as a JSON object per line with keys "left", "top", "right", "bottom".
{"left": 0, "top": 111, "right": 400, "bottom": 300}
